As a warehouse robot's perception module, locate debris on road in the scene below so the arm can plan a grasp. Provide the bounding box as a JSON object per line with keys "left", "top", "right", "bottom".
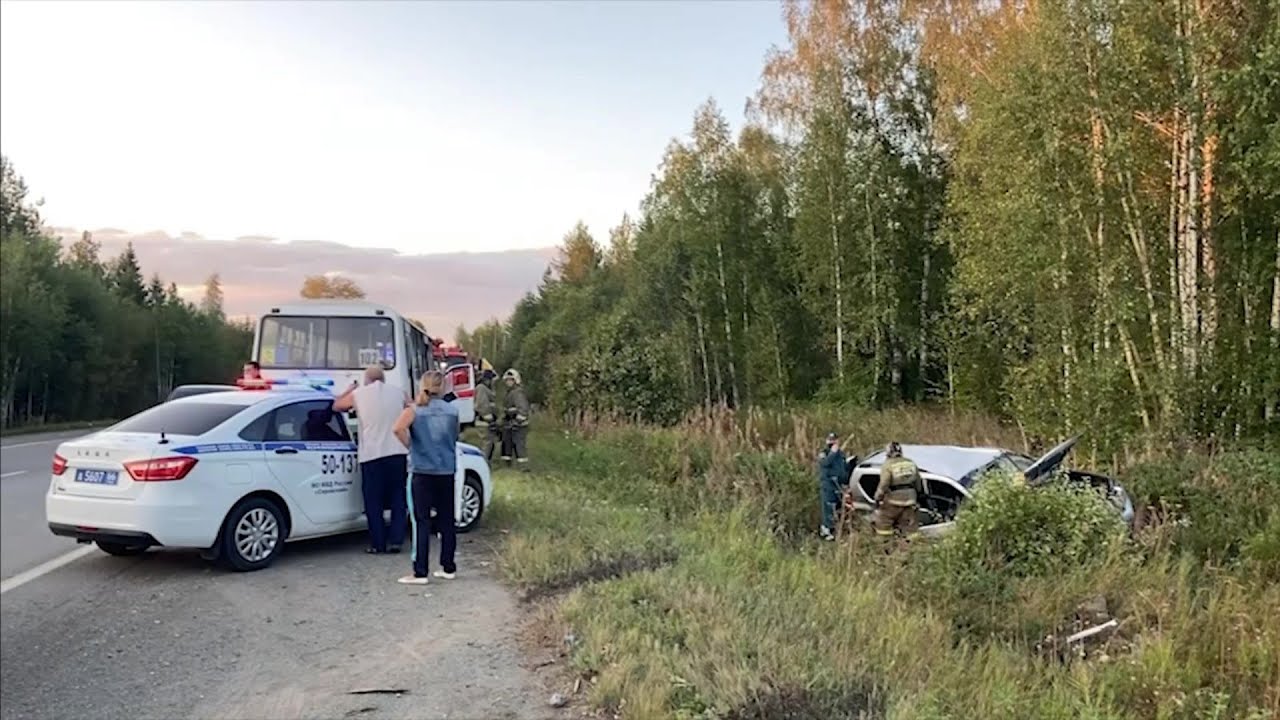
{"left": 548, "top": 692, "right": 568, "bottom": 708}
{"left": 348, "top": 688, "right": 409, "bottom": 696}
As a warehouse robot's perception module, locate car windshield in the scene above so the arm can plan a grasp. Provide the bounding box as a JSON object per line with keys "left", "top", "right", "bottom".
{"left": 110, "top": 402, "right": 245, "bottom": 436}
{"left": 1008, "top": 453, "right": 1035, "bottom": 471}
{"left": 259, "top": 316, "right": 396, "bottom": 370}
{"left": 967, "top": 455, "right": 1022, "bottom": 484}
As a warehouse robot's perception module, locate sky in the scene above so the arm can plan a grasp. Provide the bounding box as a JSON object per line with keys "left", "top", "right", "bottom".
{"left": 0, "top": 0, "right": 787, "bottom": 254}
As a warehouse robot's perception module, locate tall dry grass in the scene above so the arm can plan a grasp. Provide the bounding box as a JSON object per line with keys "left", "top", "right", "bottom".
{"left": 492, "top": 408, "right": 1280, "bottom": 719}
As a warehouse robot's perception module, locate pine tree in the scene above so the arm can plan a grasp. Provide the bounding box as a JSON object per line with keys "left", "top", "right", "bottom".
{"left": 109, "top": 243, "right": 147, "bottom": 305}
{"left": 200, "top": 273, "right": 225, "bottom": 319}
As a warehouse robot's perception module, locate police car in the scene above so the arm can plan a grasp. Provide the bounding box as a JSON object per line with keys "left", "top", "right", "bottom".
{"left": 45, "top": 384, "right": 493, "bottom": 571}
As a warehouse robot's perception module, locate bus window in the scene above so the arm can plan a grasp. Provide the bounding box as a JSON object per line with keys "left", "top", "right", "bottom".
{"left": 328, "top": 317, "right": 396, "bottom": 369}
{"left": 259, "top": 316, "right": 327, "bottom": 369}
{"left": 406, "top": 324, "right": 429, "bottom": 384}
{"left": 258, "top": 316, "right": 396, "bottom": 370}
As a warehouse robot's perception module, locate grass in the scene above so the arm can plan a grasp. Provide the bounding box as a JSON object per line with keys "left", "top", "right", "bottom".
{"left": 489, "top": 409, "right": 1280, "bottom": 720}
{"left": 0, "top": 419, "right": 115, "bottom": 438}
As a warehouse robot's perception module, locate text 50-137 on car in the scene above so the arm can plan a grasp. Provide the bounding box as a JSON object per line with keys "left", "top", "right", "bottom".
{"left": 46, "top": 387, "right": 492, "bottom": 571}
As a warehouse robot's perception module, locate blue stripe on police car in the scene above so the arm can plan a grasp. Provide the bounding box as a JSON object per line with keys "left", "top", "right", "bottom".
{"left": 173, "top": 442, "right": 484, "bottom": 457}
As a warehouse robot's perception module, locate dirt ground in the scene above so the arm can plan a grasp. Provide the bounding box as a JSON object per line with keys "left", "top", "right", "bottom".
{"left": 1, "top": 529, "right": 564, "bottom": 720}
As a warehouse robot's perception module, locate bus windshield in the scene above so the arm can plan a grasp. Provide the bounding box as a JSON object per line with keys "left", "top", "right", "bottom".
{"left": 258, "top": 316, "right": 397, "bottom": 370}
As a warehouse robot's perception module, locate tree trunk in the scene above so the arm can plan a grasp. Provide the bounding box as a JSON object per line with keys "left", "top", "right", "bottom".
{"left": 1200, "top": 127, "right": 1219, "bottom": 351}
{"left": 1177, "top": 118, "right": 1201, "bottom": 373}
{"left": 826, "top": 178, "right": 845, "bottom": 378}
{"left": 0, "top": 357, "right": 19, "bottom": 429}
{"left": 1120, "top": 173, "right": 1169, "bottom": 387}
{"left": 865, "top": 185, "right": 882, "bottom": 397}
{"left": 1086, "top": 46, "right": 1110, "bottom": 359}
{"left": 1167, "top": 111, "right": 1184, "bottom": 364}
{"left": 772, "top": 316, "right": 787, "bottom": 407}
{"left": 919, "top": 252, "right": 930, "bottom": 401}
{"left": 714, "top": 238, "right": 740, "bottom": 408}
{"left": 1176, "top": 0, "right": 1201, "bottom": 374}
{"left": 1056, "top": 228, "right": 1077, "bottom": 431}
{"left": 692, "top": 293, "right": 712, "bottom": 410}
{"left": 1195, "top": 0, "right": 1218, "bottom": 354}
{"left": 1119, "top": 323, "right": 1153, "bottom": 434}
{"left": 1268, "top": 230, "right": 1280, "bottom": 422}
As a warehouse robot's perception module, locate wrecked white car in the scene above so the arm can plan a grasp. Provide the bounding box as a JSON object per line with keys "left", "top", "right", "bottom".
{"left": 847, "top": 437, "right": 1135, "bottom": 538}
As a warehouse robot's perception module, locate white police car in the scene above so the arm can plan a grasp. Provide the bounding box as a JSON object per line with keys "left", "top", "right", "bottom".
{"left": 45, "top": 387, "right": 492, "bottom": 571}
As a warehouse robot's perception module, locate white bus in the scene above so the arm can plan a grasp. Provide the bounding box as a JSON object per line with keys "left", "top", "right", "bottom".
{"left": 251, "top": 300, "right": 475, "bottom": 426}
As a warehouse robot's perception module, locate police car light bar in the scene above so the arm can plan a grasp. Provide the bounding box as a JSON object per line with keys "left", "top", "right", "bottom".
{"left": 236, "top": 377, "right": 336, "bottom": 391}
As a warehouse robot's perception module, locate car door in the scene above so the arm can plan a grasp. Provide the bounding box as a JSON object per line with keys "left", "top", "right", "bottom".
{"left": 264, "top": 399, "right": 361, "bottom": 527}
{"left": 444, "top": 363, "right": 476, "bottom": 424}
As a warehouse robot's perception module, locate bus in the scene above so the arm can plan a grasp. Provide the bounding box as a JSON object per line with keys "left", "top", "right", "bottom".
{"left": 250, "top": 300, "right": 474, "bottom": 426}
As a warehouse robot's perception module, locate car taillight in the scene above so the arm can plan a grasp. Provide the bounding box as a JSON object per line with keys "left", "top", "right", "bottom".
{"left": 124, "top": 456, "right": 198, "bottom": 481}
{"left": 52, "top": 453, "right": 68, "bottom": 476}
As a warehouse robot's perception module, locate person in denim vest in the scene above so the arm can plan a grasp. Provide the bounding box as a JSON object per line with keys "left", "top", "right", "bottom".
{"left": 392, "top": 370, "right": 460, "bottom": 585}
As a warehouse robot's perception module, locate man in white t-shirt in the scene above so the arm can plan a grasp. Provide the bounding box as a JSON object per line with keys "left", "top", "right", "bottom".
{"left": 333, "top": 365, "right": 410, "bottom": 554}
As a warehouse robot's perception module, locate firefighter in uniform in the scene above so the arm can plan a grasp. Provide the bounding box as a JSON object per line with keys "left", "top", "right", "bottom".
{"left": 473, "top": 368, "right": 499, "bottom": 461}
{"left": 818, "top": 433, "right": 849, "bottom": 541}
{"left": 873, "top": 441, "right": 922, "bottom": 539}
{"left": 502, "top": 369, "right": 531, "bottom": 468}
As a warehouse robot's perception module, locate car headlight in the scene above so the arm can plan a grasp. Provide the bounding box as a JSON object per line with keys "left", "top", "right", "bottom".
{"left": 1111, "top": 484, "right": 1134, "bottom": 521}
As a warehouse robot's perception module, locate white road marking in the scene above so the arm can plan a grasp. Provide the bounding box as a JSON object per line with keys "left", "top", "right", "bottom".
{"left": 0, "top": 470, "right": 25, "bottom": 478}
{"left": 0, "top": 438, "right": 66, "bottom": 449}
{"left": 0, "top": 546, "right": 97, "bottom": 595}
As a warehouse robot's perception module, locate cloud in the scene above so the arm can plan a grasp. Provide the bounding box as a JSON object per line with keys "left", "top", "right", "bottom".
{"left": 52, "top": 227, "right": 555, "bottom": 337}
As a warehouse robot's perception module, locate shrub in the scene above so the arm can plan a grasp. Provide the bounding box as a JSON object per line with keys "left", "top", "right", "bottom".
{"left": 927, "top": 472, "right": 1128, "bottom": 579}
{"left": 1126, "top": 450, "right": 1280, "bottom": 568}
{"left": 911, "top": 472, "right": 1128, "bottom": 641}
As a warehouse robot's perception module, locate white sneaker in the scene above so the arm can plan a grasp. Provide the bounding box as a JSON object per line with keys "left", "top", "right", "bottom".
{"left": 432, "top": 570, "right": 456, "bottom": 580}
{"left": 397, "top": 575, "right": 429, "bottom": 585}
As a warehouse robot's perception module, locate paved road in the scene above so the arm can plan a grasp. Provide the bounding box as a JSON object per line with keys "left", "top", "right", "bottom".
{"left": 0, "top": 429, "right": 553, "bottom": 720}
{"left": 0, "top": 430, "right": 86, "bottom": 580}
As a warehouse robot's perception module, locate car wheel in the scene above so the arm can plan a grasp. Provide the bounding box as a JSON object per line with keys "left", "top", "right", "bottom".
{"left": 95, "top": 540, "right": 148, "bottom": 557}
{"left": 456, "top": 473, "right": 484, "bottom": 533}
{"left": 220, "top": 497, "right": 285, "bottom": 572}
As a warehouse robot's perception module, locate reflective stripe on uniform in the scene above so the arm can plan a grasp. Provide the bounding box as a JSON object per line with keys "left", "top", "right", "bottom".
{"left": 406, "top": 473, "right": 417, "bottom": 564}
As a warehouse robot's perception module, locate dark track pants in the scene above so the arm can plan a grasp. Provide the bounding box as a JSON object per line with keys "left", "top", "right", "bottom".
{"left": 409, "top": 472, "right": 456, "bottom": 577}
{"left": 510, "top": 425, "right": 528, "bottom": 463}
{"left": 482, "top": 424, "right": 501, "bottom": 461}
{"left": 361, "top": 454, "right": 408, "bottom": 552}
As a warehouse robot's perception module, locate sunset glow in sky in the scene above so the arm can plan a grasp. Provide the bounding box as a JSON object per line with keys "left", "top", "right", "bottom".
{"left": 0, "top": 0, "right": 785, "bottom": 253}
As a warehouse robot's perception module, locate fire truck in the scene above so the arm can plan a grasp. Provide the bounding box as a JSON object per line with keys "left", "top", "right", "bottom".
{"left": 431, "top": 339, "right": 476, "bottom": 425}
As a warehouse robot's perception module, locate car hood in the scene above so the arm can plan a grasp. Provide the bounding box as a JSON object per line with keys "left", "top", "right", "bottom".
{"left": 1023, "top": 436, "right": 1080, "bottom": 484}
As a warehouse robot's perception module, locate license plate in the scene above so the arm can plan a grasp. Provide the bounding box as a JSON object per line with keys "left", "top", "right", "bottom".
{"left": 75, "top": 469, "right": 119, "bottom": 486}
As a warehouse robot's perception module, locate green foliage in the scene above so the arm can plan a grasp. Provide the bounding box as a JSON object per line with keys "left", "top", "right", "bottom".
{"left": 1125, "top": 450, "right": 1280, "bottom": 571}
{"left": 0, "top": 157, "right": 251, "bottom": 427}
{"left": 460, "top": 0, "right": 1278, "bottom": 459}
{"left": 925, "top": 473, "right": 1128, "bottom": 580}
{"left": 910, "top": 472, "right": 1129, "bottom": 641}
{"left": 550, "top": 310, "right": 687, "bottom": 425}
{"left": 501, "top": 424, "right": 1280, "bottom": 720}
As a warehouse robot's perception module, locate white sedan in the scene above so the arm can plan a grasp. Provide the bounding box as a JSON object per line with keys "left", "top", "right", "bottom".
{"left": 847, "top": 437, "right": 1134, "bottom": 537}
{"left": 45, "top": 388, "right": 492, "bottom": 571}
